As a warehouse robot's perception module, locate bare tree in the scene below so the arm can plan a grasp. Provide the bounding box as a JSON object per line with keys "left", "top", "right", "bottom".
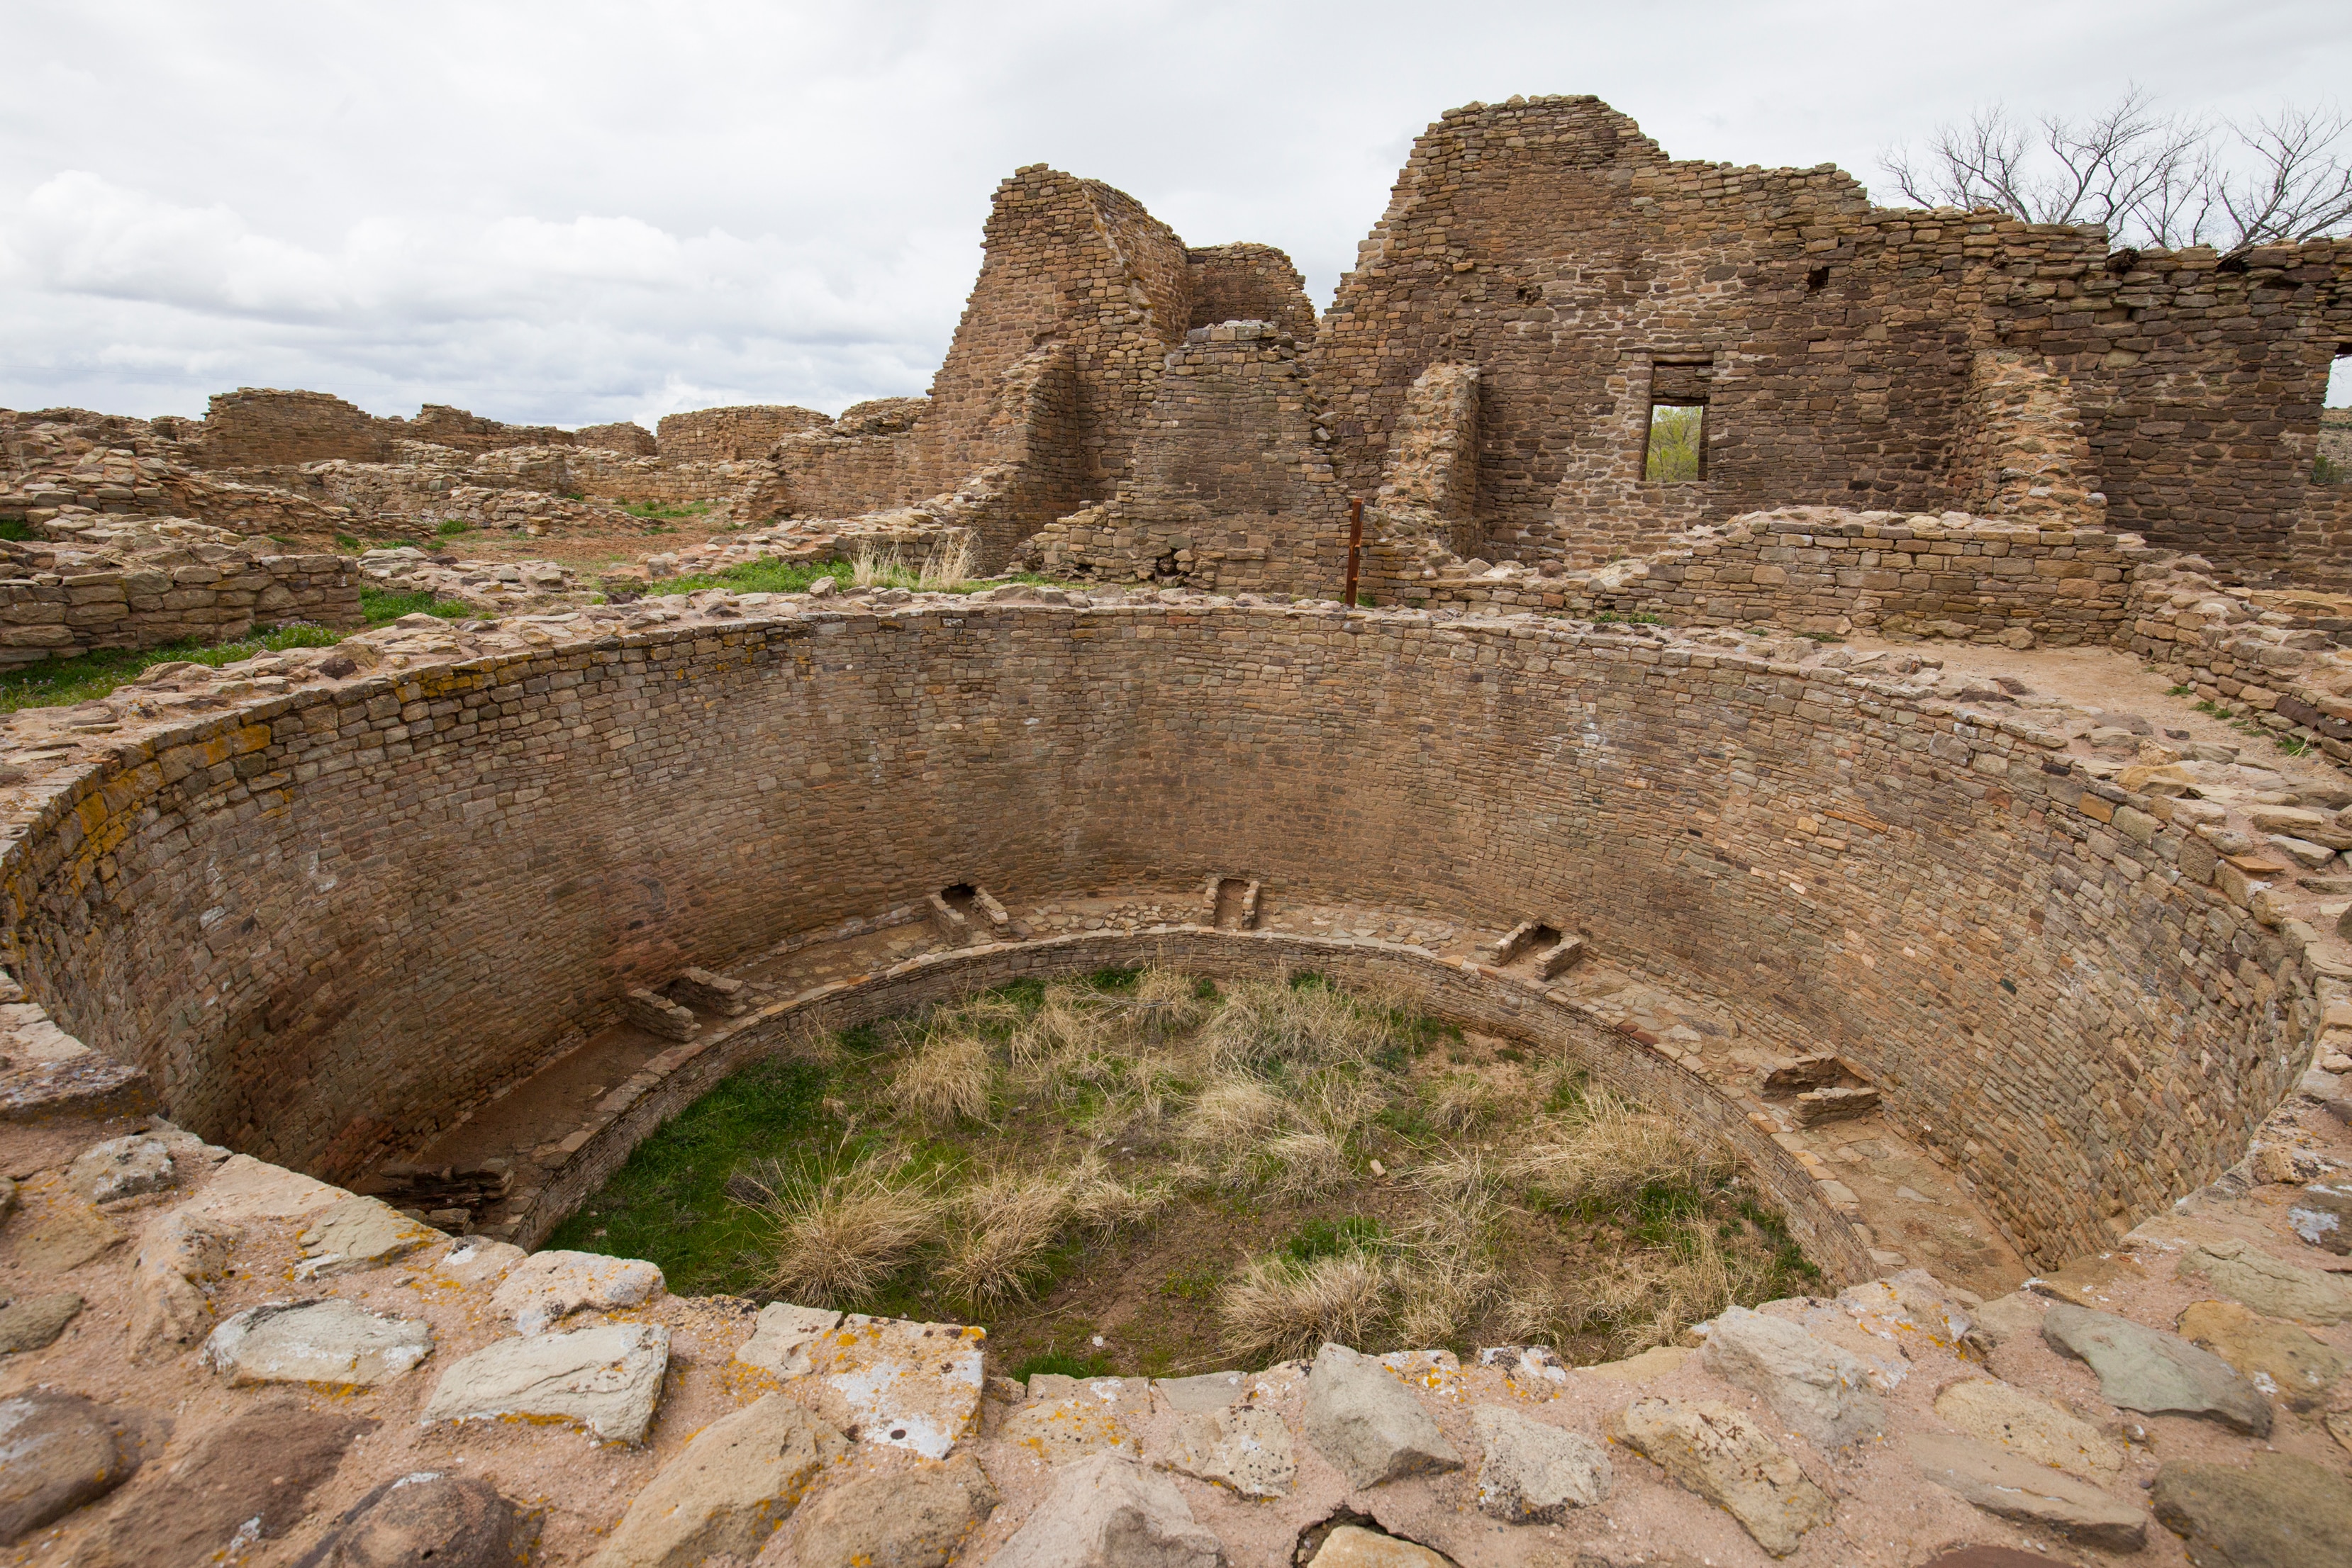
{"left": 1882, "top": 87, "right": 2352, "bottom": 252}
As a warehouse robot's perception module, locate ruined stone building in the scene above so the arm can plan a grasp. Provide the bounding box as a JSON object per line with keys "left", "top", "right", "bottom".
{"left": 8, "top": 94, "right": 2352, "bottom": 1568}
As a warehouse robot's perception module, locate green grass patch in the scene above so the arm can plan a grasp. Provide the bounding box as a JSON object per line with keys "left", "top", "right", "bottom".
{"left": 359, "top": 586, "right": 472, "bottom": 625}
{"left": 1279, "top": 1215, "right": 1390, "bottom": 1265}
{"left": 541, "top": 1056, "right": 828, "bottom": 1297}
{"left": 1010, "top": 1347, "right": 1114, "bottom": 1381}
{"left": 0, "top": 625, "right": 348, "bottom": 712}
{"left": 0, "top": 520, "right": 37, "bottom": 542}
{"left": 625, "top": 500, "right": 713, "bottom": 521}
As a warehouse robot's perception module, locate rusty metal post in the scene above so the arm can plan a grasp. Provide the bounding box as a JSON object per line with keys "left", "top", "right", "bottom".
{"left": 1344, "top": 495, "right": 1364, "bottom": 607}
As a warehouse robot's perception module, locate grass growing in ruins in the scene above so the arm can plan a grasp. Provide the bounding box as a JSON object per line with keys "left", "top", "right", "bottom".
{"left": 550, "top": 969, "right": 1819, "bottom": 1373}
{"left": 0, "top": 625, "right": 348, "bottom": 712}
{"left": 358, "top": 586, "right": 474, "bottom": 625}
{"left": 0, "top": 586, "right": 473, "bottom": 712}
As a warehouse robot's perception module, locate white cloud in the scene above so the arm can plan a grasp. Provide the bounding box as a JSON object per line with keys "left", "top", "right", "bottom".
{"left": 3, "top": 0, "right": 2347, "bottom": 422}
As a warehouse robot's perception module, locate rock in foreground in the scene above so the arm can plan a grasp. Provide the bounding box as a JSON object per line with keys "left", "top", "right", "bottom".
{"left": 1302, "top": 1343, "right": 1462, "bottom": 1490}
{"left": 1607, "top": 1397, "right": 1832, "bottom": 1557}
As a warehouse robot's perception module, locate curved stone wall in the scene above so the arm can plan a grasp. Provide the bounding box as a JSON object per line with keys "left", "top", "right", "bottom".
{"left": 0, "top": 599, "right": 2330, "bottom": 1265}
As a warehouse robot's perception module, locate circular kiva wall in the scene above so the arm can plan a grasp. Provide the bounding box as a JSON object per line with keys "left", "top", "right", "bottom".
{"left": 0, "top": 602, "right": 2325, "bottom": 1267}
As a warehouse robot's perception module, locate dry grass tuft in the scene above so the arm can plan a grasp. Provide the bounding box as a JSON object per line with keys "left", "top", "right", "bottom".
{"left": 1259, "top": 1130, "right": 1350, "bottom": 1197}
{"left": 746, "top": 1149, "right": 944, "bottom": 1309}
{"left": 915, "top": 532, "right": 977, "bottom": 591}
{"left": 1217, "top": 1251, "right": 1390, "bottom": 1362}
{"left": 1182, "top": 1075, "right": 1286, "bottom": 1165}
{"left": 1127, "top": 966, "right": 1213, "bottom": 1042}
{"left": 940, "top": 1171, "right": 1069, "bottom": 1304}
{"left": 1201, "top": 979, "right": 1397, "bottom": 1077}
{"left": 1559, "top": 1221, "right": 1741, "bottom": 1356}
{"left": 1509, "top": 1083, "right": 1734, "bottom": 1205}
{"left": 1393, "top": 1241, "right": 1500, "bottom": 1350}
{"left": 889, "top": 1032, "right": 992, "bottom": 1128}
{"left": 1425, "top": 1068, "right": 1509, "bottom": 1134}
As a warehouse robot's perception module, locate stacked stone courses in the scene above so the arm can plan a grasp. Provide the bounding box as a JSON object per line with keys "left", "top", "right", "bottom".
{"left": 1308, "top": 95, "right": 2352, "bottom": 580}
{"left": 0, "top": 596, "right": 2327, "bottom": 1271}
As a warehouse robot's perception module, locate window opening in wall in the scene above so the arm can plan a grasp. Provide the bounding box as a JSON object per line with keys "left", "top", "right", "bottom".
{"left": 1644, "top": 402, "right": 1705, "bottom": 483}
{"left": 2322, "top": 349, "right": 2352, "bottom": 486}
{"left": 1806, "top": 265, "right": 1831, "bottom": 293}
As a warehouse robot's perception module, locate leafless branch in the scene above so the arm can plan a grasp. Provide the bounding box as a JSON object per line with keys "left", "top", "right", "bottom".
{"left": 1880, "top": 88, "right": 2352, "bottom": 252}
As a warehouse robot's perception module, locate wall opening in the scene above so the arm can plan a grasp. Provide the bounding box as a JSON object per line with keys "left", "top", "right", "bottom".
{"left": 1644, "top": 402, "right": 1706, "bottom": 483}
{"left": 2322, "top": 349, "right": 2352, "bottom": 486}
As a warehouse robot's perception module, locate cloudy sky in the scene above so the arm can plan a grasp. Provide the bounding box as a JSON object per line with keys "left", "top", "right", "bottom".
{"left": 4, "top": 1, "right": 2348, "bottom": 427}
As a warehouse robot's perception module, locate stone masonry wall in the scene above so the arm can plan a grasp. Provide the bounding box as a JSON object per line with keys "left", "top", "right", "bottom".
{"left": 1184, "top": 242, "right": 1318, "bottom": 340}
{"left": 920, "top": 167, "right": 1193, "bottom": 515}
{"left": 1018, "top": 324, "right": 1346, "bottom": 594}
{"left": 654, "top": 405, "right": 830, "bottom": 463}
{"left": 0, "top": 548, "right": 360, "bottom": 666}
{"left": 1308, "top": 96, "right": 2352, "bottom": 581}
{"left": 0, "top": 598, "right": 2326, "bottom": 1267}
{"left": 1366, "top": 508, "right": 2144, "bottom": 646}
{"left": 194, "top": 390, "right": 578, "bottom": 468}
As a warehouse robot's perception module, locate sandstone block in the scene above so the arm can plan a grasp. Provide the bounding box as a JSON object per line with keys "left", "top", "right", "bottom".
{"left": 201, "top": 1298, "right": 434, "bottom": 1387}
{"left": 2041, "top": 1302, "right": 2271, "bottom": 1435}
{"left": 2176, "top": 1298, "right": 2346, "bottom": 1409}
{"left": 1907, "top": 1432, "right": 2146, "bottom": 1550}
{"left": 1469, "top": 1403, "right": 1610, "bottom": 1522}
{"left": 591, "top": 1394, "right": 844, "bottom": 1568}
{"left": 791, "top": 1455, "right": 998, "bottom": 1568}
{"left": 1932, "top": 1377, "right": 2123, "bottom": 1477}
{"left": 2289, "top": 1182, "right": 2352, "bottom": 1254}
{"left": 2178, "top": 1238, "right": 2352, "bottom": 1323}
{"left": 301, "top": 1472, "right": 537, "bottom": 1568}
{"left": 2151, "top": 1453, "right": 2352, "bottom": 1568}
{"left": 1968, "top": 1290, "right": 2042, "bottom": 1348}
{"left": 127, "top": 1209, "right": 240, "bottom": 1362}
{"left": 295, "top": 1194, "right": 440, "bottom": 1279}
{"left": 65, "top": 1135, "right": 174, "bottom": 1204}
{"left": 1001, "top": 1394, "right": 1139, "bottom": 1464}
{"left": 1699, "top": 1304, "right": 1885, "bottom": 1447}
{"left": 0, "top": 1390, "right": 144, "bottom": 1545}
{"left": 421, "top": 1321, "right": 669, "bottom": 1445}
{"left": 491, "top": 1248, "right": 664, "bottom": 1334}
{"left": 1160, "top": 1403, "right": 1293, "bottom": 1498}
{"left": 1303, "top": 1342, "right": 1462, "bottom": 1490}
{"left": 1305, "top": 1525, "right": 1448, "bottom": 1568}
{"left": 1152, "top": 1370, "right": 1247, "bottom": 1413}
{"left": 987, "top": 1452, "right": 1221, "bottom": 1568}
{"left": 801, "top": 1316, "right": 985, "bottom": 1460}
{"left": 0, "top": 1292, "right": 82, "bottom": 1354}
{"left": 734, "top": 1300, "right": 842, "bottom": 1377}
{"left": 1606, "top": 1397, "right": 1832, "bottom": 1557}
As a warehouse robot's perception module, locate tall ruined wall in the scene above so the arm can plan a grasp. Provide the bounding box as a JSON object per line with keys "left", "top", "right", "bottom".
{"left": 1312, "top": 96, "right": 2352, "bottom": 581}
{"left": 194, "top": 389, "right": 579, "bottom": 468}
{"left": 0, "top": 600, "right": 2323, "bottom": 1265}
{"left": 920, "top": 167, "right": 1193, "bottom": 521}
{"left": 654, "top": 405, "right": 830, "bottom": 463}
{"left": 1185, "top": 243, "right": 1317, "bottom": 339}
{"left": 1018, "top": 323, "right": 1344, "bottom": 593}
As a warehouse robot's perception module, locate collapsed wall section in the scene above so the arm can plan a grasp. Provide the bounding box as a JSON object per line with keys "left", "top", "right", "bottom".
{"left": 654, "top": 405, "right": 830, "bottom": 463}
{"left": 0, "top": 601, "right": 2322, "bottom": 1267}
{"left": 193, "top": 390, "right": 578, "bottom": 468}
